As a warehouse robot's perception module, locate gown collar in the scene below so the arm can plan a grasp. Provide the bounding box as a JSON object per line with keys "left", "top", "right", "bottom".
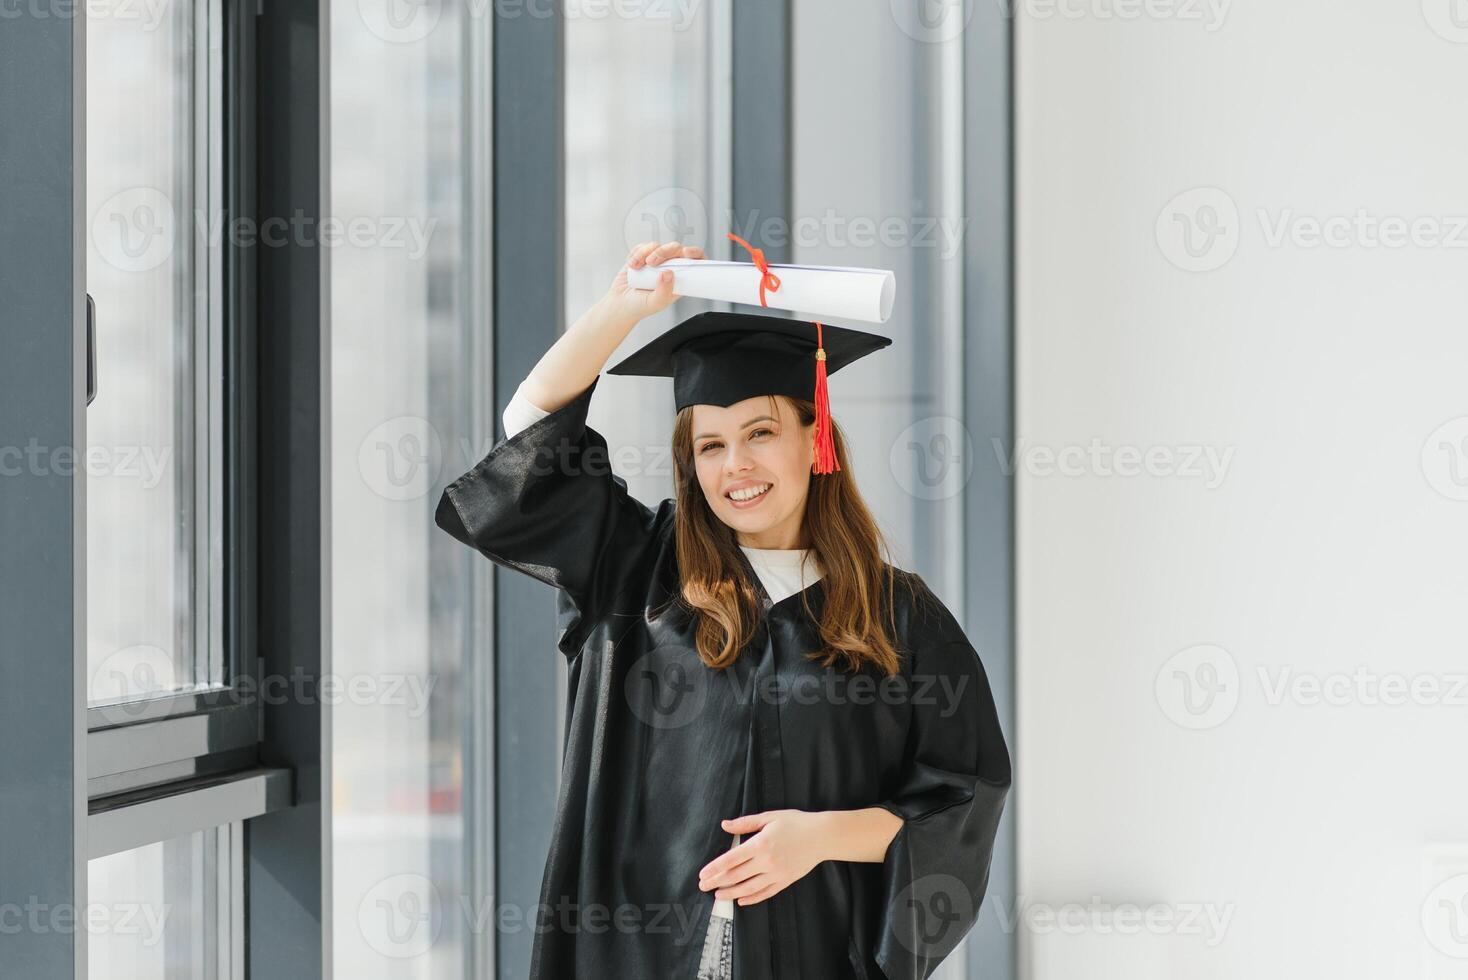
{"left": 732, "top": 544, "right": 826, "bottom": 616}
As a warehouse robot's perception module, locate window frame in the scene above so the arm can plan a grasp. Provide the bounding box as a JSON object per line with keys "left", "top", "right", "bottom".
{"left": 83, "top": 0, "right": 272, "bottom": 809}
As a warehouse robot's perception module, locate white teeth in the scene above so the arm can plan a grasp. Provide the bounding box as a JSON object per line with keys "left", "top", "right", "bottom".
{"left": 728, "top": 483, "right": 771, "bottom": 502}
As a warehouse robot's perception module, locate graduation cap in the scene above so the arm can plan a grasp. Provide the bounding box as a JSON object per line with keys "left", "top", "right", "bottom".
{"left": 606, "top": 310, "right": 892, "bottom": 475}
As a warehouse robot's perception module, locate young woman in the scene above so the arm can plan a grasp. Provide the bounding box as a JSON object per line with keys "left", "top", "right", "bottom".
{"left": 435, "top": 240, "right": 1010, "bottom": 980}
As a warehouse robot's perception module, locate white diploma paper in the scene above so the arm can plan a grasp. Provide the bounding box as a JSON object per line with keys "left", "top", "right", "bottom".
{"left": 625, "top": 258, "right": 896, "bottom": 324}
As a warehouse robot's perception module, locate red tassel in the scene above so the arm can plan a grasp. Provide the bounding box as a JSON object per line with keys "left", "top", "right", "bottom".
{"left": 812, "top": 321, "right": 839, "bottom": 475}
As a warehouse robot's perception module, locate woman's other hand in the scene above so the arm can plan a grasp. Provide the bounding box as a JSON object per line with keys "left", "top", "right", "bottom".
{"left": 605, "top": 240, "right": 706, "bottom": 321}
{"left": 696, "top": 809, "right": 829, "bottom": 908}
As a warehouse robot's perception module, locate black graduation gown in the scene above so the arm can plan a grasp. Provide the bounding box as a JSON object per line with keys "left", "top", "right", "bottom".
{"left": 434, "top": 376, "right": 1011, "bottom": 980}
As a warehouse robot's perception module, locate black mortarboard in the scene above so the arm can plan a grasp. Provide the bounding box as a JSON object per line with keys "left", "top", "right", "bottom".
{"left": 606, "top": 310, "right": 891, "bottom": 474}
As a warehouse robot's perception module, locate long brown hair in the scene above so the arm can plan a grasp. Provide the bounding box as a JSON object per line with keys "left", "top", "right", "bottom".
{"left": 667, "top": 395, "right": 916, "bottom": 676}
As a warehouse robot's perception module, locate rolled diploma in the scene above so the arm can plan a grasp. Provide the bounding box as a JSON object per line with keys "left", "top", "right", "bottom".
{"left": 624, "top": 259, "right": 896, "bottom": 324}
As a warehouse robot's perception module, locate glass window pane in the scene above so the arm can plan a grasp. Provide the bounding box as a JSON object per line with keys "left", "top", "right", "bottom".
{"left": 328, "top": 5, "right": 479, "bottom": 977}
{"left": 564, "top": 0, "right": 725, "bottom": 506}
{"left": 792, "top": 3, "right": 966, "bottom": 599}
{"left": 85, "top": 0, "right": 223, "bottom": 706}
{"left": 88, "top": 824, "right": 240, "bottom": 980}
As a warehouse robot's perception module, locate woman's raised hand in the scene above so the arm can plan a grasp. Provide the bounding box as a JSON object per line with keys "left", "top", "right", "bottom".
{"left": 521, "top": 242, "right": 706, "bottom": 413}
{"left": 606, "top": 240, "right": 706, "bottom": 321}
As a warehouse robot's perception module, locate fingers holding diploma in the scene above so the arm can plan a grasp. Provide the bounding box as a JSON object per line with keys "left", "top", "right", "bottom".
{"left": 609, "top": 240, "right": 705, "bottom": 319}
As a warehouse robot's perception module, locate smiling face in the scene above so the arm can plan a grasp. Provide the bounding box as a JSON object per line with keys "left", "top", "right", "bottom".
{"left": 689, "top": 395, "right": 815, "bottom": 549}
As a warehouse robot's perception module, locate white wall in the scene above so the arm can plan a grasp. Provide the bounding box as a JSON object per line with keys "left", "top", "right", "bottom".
{"left": 1017, "top": 2, "right": 1468, "bottom": 978}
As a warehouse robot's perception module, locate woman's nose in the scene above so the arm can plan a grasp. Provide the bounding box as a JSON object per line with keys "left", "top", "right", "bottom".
{"left": 723, "top": 444, "right": 754, "bottom": 474}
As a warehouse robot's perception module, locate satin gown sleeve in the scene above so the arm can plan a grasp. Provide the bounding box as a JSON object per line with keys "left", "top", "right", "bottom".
{"left": 870, "top": 634, "right": 1011, "bottom": 980}
{"left": 434, "top": 374, "right": 669, "bottom": 657}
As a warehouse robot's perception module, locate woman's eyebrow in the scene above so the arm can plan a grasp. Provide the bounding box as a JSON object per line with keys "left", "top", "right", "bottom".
{"left": 694, "top": 415, "right": 779, "bottom": 441}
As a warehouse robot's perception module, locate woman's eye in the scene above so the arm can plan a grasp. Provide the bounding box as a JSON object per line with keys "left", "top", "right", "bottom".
{"left": 699, "top": 442, "right": 721, "bottom": 454}
{"left": 751, "top": 428, "right": 773, "bottom": 439}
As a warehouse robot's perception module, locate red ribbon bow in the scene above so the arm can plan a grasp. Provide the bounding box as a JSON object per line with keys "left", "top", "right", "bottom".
{"left": 726, "top": 232, "right": 782, "bottom": 307}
